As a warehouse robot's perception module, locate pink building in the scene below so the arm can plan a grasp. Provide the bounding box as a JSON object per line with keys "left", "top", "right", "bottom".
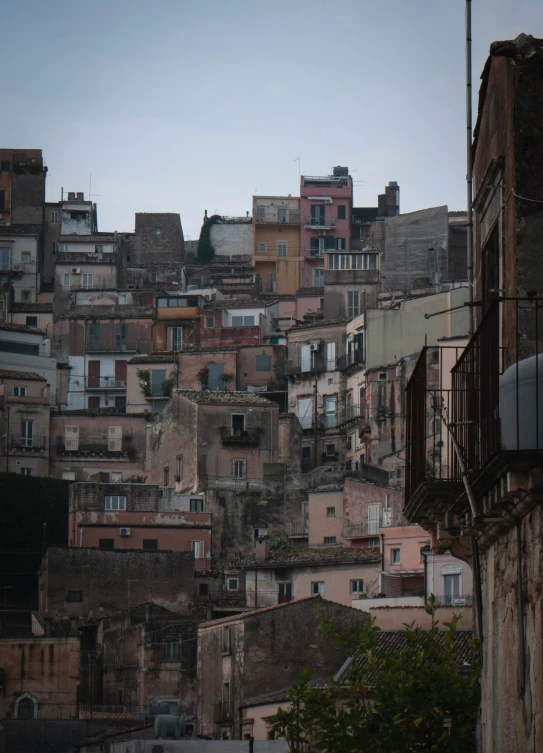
{"left": 300, "top": 167, "right": 353, "bottom": 288}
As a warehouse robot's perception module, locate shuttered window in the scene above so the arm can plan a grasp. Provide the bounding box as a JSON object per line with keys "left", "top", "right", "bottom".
{"left": 108, "top": 426, "right": 122, "bottom": 451}
{"left": 65, "top": 425, "right": 79, "bottom": 450}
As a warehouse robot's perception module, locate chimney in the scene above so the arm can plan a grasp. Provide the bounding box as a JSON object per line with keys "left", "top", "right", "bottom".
{"left": 76, "top": 192, "right": 84, "bottom": 200}
{"left": 255, "top": 539, "right": 269, "bottom": 562}
{"left": 67, "top": 192, "right": 76, "bottom": 200}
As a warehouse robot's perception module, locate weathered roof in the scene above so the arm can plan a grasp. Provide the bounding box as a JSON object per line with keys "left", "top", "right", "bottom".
{"left": 51, "top": 408, "right": 148, "bottom": 417}
{"left": 237, "top": 546, "right": 381, "bottom": 568}
{"left": 180, "top": 346, "right": 239, "bottom": 354}
{"left": 0, "top": 224, "right": 42, "bottom": 236}
{"left": 11, "top": 302, "right": 54, "bottom": 313}
{"left": 207, "top": 298, "right": 277, "bottom": 309}
{"left": 127, "top": 355, "right": 176, "bottom": 364}
{"left": 0, "top": 322, "right": 47, "bottom": 336}
{"left": 296, "top": 286, "right": 324, "bottom": 297}
{"left": 175, "top": 389, "right": 276, "bottom": 406}
{"left": 0, "top": 369, "right": 46, "bottom": 382}
{"left": 199, "top": 596, "right": 321, "bottom": 628}
{"left": 289, "top": 316, "right": 351, "bottom": 332}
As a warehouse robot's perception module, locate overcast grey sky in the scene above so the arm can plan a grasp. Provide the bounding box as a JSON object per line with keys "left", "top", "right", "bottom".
{"left": 4, "top": 0, "right": 542, "bottom": 239}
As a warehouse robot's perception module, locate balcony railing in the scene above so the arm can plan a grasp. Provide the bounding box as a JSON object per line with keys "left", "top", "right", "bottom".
{"left": 338, "top": 351, "right": 365, "bottom": 371}
{"left": 285, "top": 520, "right": 308, "bottom": 537}
{"left": 220, "top": 428, "right": 260, "bottom": 446}
{"left": 287, "top": 355, "right": 326, "bottom": 376}
{"left": 0, "top": 261, "right": 30, "bottom": 273}
{"left": 255, "top": 212, "right": 300, "bottom": 225}
{"left": 86, "top": 339, "right": 139, "bottom": 352}
{"left": 304, "top": 216, "right": 336, "bottom": 229}
{"left": 344, "top": 522, "right": 380, "bottom": 538}
{"left": 86, "top": 376, "right": 127, "bottom": 390}
{"left": 432, "top": 594, "right": 473, "bottom": 607}
{"left": 10, "top": 435, "right": 47, "bottom": 450}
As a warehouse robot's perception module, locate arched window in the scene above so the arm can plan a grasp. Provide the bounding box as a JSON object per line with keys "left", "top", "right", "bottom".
{"left": 14, "top": 693, "right": 38, "bottom": 720}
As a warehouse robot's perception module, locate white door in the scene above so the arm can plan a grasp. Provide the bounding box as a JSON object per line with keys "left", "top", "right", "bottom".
{"left": 300, "top": 344, "right": 312, "bottom": 372}
{"left": 367, "top": 504, "right": 379, "bottom": 535}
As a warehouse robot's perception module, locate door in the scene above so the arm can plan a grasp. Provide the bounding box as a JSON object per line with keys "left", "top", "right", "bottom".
{"left": 208, "top": 362, "right": 224, "bottom": 391}
{"left": 367, "top": 504, "right": 379, "bottom": 535}
{"left": 114, "top": 360, "right": 127, "bottom": 386}
{"left": 297, "top": 397, "right": 312, "bottom": 429}
{"left": 88, "top": 360, "right": 100, "bottom": 388}
{"left": 277, "top": 207, "right": 287, "bottom": 223}
{"left": 326, "top": 342, "right": 336, "bottom": 370}
{"left": 443, "top": 574, "right": 461, "bottom": 605}
{"left": 21, "top": 420, "right": 33, "bottom": 448}
{"left": 151, "top": 369, "right": 166, "bottom": 397}
{"left": 310, "top": 205, "right": 325, "bottom": 226}
{"left": 324, "top": 395, "right": 336, "bottom": 427}
{"left": 278, "top": 583, "right": 292, "bottom": 604}
{"left": 115, "top": 322, "right": 127, "bottom": 349}
{"left": 300, "top": 344, "right": 311, "bottom": 373}
{"left": 88, "top": 322, "right": 101, "bottom": 350}
{"left": 168, "top": 327, "right": 183, "bottom": 351}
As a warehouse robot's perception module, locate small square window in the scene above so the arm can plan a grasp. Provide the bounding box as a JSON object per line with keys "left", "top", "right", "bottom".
{"left": 198, "top": 583, "right": 209, "bottom": 597}
{"left": 20, "top": 467, "right": 33, "bottom": 476}
{"left": 67, "top": 589, "right": 83, "bottom": 602}
{"left": 25, "top": 316, "right": 38, "bottom": 327}
{"left": 13, "top": 386, "right": 27, "bottom": 396}
{"left": 118, "top": 294, "right": 127, "bottom": 304}
{"left": 311, "top": 581, "right": 324, "bottom": 596}
{"left": 21, "top": 290, "right": 31, "bottom": 302}
{"left": 163, "top": 641, "right": 178, "bottom": 661}
{"left": 88, "top": 396, "right": 100, "bottom": 410}
{"left": 325, "top": 444, "right": 336, "bottom": 457}
{"left": 190, "top": 498, "right": 204, "bottom": 512}
{"left": 205, "top": 316, "right": 214, "bottom": 328}
{"left": 379, "top": 372, "right": 388, "bottom": 381}
{"left": 143, "top": 539, "right": 158, "bottom": 551}
{"left": 368, "top": 537, "right": 380, "bottom": 547}
{"left": 350, "top": 579, "right": 364, "bottom": 594}
{"left": 155, "top": 227, "right": 161, "bottom": 235}
{"left": 324, "top": 536, "right": 336, "bottom": 545}
{"left": 99, "top": 539, "right": 114, "bottom": 550}
{"left": 326, "top": 507, "right": 336, "bottom": 517}
{"left": 22, "top": 252, "right": 31, "bottom": 263}
{"left": 226, "top": 577, "right": 239, "bottom": 591}
{"left": 258, "top": 242, "right": 267, "bottom": 253}
{"left": 391, "top": 548, "right": 401, "bottom": 564}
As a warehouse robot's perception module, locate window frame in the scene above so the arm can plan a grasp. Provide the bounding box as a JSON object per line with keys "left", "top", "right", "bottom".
{"left": 163, "top": 641, "right": 179, "bottom": 661}
{"left": 324, "top": 536, "right": 337, "bottom": 545}
{"left": 232, "top": 458, "right": 246, "bottom": 479}
{"left": 277, "top": 241, "right": 288, "bottom": 257}
{"left": 143, "top": 539, "right": 158, "bottom": 552}
{"left": 326, "top": 507, "right": 336, "bottom": 517}
{"left": 104, "top": 495, "right": 127, "bottom": 511}
{"left": 311, "top": 581, "right": 325, "bottom": 596}
{"left": 13, "top": 386, "right": 27, "bottom": 397}
{"left": 190, "top": 498, "right": 204, "bottom": 512}
{"left": 255, "top": 354, "right": 272, "bottom": 371}
{"left": 67, "top": 589, "right": 83, "bottom": 603}
{"left": 391, "top": 548, "right": 401, "bottom": 565}
{"left": 191, "top": 540, "right": 204, "bottom": 559}
{"left": 350, "top": 579, "right": 365, "bottom": 594}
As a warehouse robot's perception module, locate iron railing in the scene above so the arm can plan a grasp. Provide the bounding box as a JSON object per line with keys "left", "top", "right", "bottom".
{"left": 338, "top": 351, "right": 365, "bottom": 371}
{"left": 220, "top": 428, "right": 260, "bottom": 446}
{"left": 287, "top": 355, "right": 326, "bottom": 376}
{"left": 10, "top": 435, "right": 47, "bottom": 450}
{"left": 86, "top": 339, "right": 139, "bottom": 352}
{"left": 304, "top": 216, "right": 337, "bottom": 228}
{"left": 255, "top": 212, "right": 300, "bottom": 225}
{"left": 86, "top": 376, "right": 127, "bottom": 390}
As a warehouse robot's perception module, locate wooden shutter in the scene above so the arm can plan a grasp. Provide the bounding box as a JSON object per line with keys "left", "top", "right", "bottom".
{"left": 88, "top": 360, "right": 100, "bottom": 388}
{"left": 367, "top": 504, "right": 379, "bottom": 535}
{"left": 114, "top": 360, "right": 127, "bottom": 384}
{"left": 108, "top": 425, "right": 122, "bottom": 451}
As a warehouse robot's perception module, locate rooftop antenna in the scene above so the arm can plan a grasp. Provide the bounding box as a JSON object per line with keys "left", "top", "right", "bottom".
{"left": 88, "top": 173, "right": 100, "bottom": 202}
{"left": 293, "top": 157, "right": 300, "bottom": 180}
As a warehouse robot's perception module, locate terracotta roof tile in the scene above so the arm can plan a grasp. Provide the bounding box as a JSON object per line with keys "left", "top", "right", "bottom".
{"left": 175, "top": 389, "right": 276, "bottom": 406}
{"left": 0, "top": 369, "right": 47, "bottom": 382}
{"left": 296, "top": 287, "right": 325, "bottom": 296}
{"left": 11, "top": 302, "right": 54, "bottom": 313}
{"left": 199, "top": 596, "right": 321, "bottom": 628}
{"left": 237, "top": 546, "right": 381, "bottom": 568}
{"left": 127, "top": 355, "right": 176, "bottom": 364}
{"left": 0, "top": 322, "right": 47, "bottom": 336}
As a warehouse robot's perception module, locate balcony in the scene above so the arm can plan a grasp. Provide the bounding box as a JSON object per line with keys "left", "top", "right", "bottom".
{"left": 338, "top": 351, "right": 365, "bottom": 371}
{"left": 324, "top": 269, "right": 380, "bottom": 286}
{"left": 304, "top": 216, "right": 336, "bottom": 230}
{"left": 287, "top": 354, "right": 326, "bottom": 377}
{"left": 255, "top": 212, "right": 300, "bottom": 225}
{"left": 344, "top": 522, "right": 380, "bottom": 539}
{"left": 285, "top": 520, "right": 309, "bottom": 537}
{"left": 86, "top": 339, "right": 139, "bottom": 352}
{"left": 86, "top": 376, "right": 127, "bottom": 390}
{"left": 306, "top": 247, "right": 326, "bottom": 258}
{"left": 220, "top": 427, "right": 260, "bottom": 446}
{"left": 0, "top": 261, "right": 31, "bottom": 275}
{"left": 10, "top": 435, "right": 47, "bottom": 451}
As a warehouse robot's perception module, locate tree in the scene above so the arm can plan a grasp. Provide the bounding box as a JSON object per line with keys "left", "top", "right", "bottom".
{"left": 270, "top": 598, "right": 480, "bottom": 753}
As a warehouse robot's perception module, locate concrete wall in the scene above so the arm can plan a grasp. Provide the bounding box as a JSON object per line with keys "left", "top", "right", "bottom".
{"left": 210, "top": 220, "right": 252, "bottom": 260}
{"left": 307, "top": 489, "right": 344, "bottom": 545}
{"left": 177, "top": 351, "right": 238, "bottom": 391}
{"left": 352, "top": 597, "right": 473, "bottom": 630}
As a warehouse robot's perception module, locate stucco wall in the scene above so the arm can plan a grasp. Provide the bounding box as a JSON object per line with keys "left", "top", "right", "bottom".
{"left": 307, "top": 489, "right": 344, "bottom": 545}
{"left": 210, "top": 221, "right": 252, "bottom": 260}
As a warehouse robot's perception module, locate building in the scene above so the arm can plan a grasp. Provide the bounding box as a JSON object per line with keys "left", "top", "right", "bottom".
{"left": 38, "top": 547, "right": 196, "bottom": 618}
{"left": 0, "top": 369, "right": 51, "bottom": 476}
{"left": 0, "top": 322, "right": 56, "bottom": 396}
{"left": 196, "top": 596, "right": 369, "bottom": 739}
{"left": 68, "top": 482, "right": 212, "bottom": 567}
{"left": 403, "top": 33, "right": 543, "bottom": 753}
{"left": 152, "top": 292, "right": 202, "bottom": 354}
{"left": 300, "top": 167, "right": 353, "bottom": 288}
{"left": 252, "top": 195, "right": 301, "bottom": 294}
{"left": 200, "top": 298, "right": 279, "bottom": 348}
{"left": 323, "top": 247, "right": 380, "bottom": 320}
{"left": 133, "top": 212, "right": 185, "bottom": 265}
{"left": 207, "top": 214, "right": 252, "bottom": 262}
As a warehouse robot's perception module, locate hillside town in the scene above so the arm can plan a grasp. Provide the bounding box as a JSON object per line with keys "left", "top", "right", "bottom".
{"left": 1, "top": 30, "right": 543, "bottom": 753}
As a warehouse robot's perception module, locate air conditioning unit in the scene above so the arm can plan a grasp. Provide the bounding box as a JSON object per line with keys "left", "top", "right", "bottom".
{"left": 119, "top": 527, "right": 131, "bottom": 536}
{"left": 115, "top": 381, "right": 126, "bottom": 387}
{"left": 309, "top": 342, "right": 319, "bottom": 352}
{"left": 72, "top": 268, "right": 81, "bottom": 274}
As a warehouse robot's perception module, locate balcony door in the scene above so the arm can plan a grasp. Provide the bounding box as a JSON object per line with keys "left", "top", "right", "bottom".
{"left": 0, "top": 247, "right": 9, "bottom": 270}
{"left": 278, "top": 582, "right": 292, "bottom": 603}
{"left": 310, "top": 205, "right": 325, "bottom": 226}
{"left": 21, "top": 420, "right": 33, "bottom": 448}
{"left": 88, "top": 360, "right": 100, "bottom": 388}
{"left": 114, "top": 360, "right": 127, "bottom": 386}
{"left": 367, "top": 503, "right": 379, "bottom": 535}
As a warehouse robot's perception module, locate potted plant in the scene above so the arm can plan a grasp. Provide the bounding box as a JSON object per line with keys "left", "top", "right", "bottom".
{"left": 219, "top": 372, "right": 234, "bottom": 391}
{"left": 137, "top": 369, "right": 152, "bottom": 397}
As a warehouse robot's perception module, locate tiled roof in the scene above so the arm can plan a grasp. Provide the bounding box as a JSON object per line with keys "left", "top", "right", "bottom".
{"left": 290, "top": 316, "right": 351, "bottom": 332}
{"left": 296, "top": 287, "right": 324, "bottom": 296}
{"left": 51, "top": 408, "right": 148, "bottom": 417}
{"left": 0, "top": 224, "right": 42, "bottom": 235}
{"left": 199, "top": 596, "right": 321, "bottom": 628}
{"left": 175, "top": 389, "right": 276, "bottom": 406}
{"left": 207, "top": 298, "right": 276, "bottom": 309}
{"left": 0, "top": 369, "right": 46, "bottom": 382}
{"left": 0, "top": 322, "right": 47, "bottom": 336}
{"left": 180, "top": 346, "right": 239, "bottom": 354}
{"left": 11, "top": 302, "right": 54, "bottom": 313}
{"left": 237, "top": 546, "right": 381, "bottom": 568}
{"left": 127, "top": 355, "right": 176, "bottom": 364}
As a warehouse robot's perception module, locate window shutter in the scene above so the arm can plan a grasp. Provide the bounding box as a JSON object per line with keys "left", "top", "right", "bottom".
{"left": 65, "top": 425, "right": 79, "bottom": 450}
{"left": 108, "top": 425, "right": 122, "bottom": 451}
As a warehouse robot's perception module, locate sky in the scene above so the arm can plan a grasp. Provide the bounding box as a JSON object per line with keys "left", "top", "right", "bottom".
{"left": 4, "top": 0, "right": 542, "bottom": 240}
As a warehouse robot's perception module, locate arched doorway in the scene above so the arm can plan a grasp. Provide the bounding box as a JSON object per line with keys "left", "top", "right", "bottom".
{"left": 14, "top": 693, "right": 38, "bottom": 720}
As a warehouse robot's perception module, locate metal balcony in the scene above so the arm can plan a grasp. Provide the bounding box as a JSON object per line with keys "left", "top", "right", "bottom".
{"left": 10, "top": 435, "right": 47, "bottom": 450}
{"left": 304, "top": 216, "right": 336, "bottom": 229}
{"left": 338, "top": 351, "right": 365, "bottom": 371}
{"left": 86, "top": 339, "right": 139, "bottom": 352}
{"left": 255, "top": 212, "right": 300, "bottom": 225}
{"left": 220, "top": 428, "right": 260, "bottom": 446}
{"left": 86, "top": 376, "right": 127, "bottom": 390}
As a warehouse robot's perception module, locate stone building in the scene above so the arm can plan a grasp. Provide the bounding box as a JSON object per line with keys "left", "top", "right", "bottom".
{"left": 252, "top": 195, "right": 301, "bottom": 295}
{"left": 133, "top": 213, "right": 185, "bottom": 265}
{"left": 196, "top": 596, "right": 368, "bottom": 740}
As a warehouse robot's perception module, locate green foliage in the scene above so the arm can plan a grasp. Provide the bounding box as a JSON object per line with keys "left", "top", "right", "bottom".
{"left": 162, "top": 372, "right": 176, "bottom": 396}
{"left": 219, "top": 372, "right": 234, "bottom": 390}
{"left": 137, "top": 369, "right": 151, "bottom": 397}
{"left": 124, "top": 475, "right": 146, "bottom": 483}
{"left": 197, "top": 214, "right": 222, "bottom": 263}
{"left": 268, "top": 530, "right": 289, "bottom": 550}
{"left": 271, "top": 598, "right": 480, "bottom": 752}
{"left": 198, "top": 366, "right": 209, "bottom": 388}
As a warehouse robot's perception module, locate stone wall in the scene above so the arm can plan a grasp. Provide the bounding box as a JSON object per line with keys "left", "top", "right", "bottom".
{"left": 134, "top": 213, "right": 185, "bottom": 264}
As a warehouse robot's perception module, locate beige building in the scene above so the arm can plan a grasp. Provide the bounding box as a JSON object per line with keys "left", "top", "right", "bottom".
{"left": 252, "top": 196, "right": 302, "bottom": 295}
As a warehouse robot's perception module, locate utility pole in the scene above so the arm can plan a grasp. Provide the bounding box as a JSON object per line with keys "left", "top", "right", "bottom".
{"left": 313, "top": 380, "right": 318, "bottom": 470}
{"left": 466, "top": 0, "right": 474, "bottom": 333}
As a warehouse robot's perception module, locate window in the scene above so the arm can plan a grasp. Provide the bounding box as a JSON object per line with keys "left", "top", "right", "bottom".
{"left": 22, "top": 252, "right": 31, "bottom": 263}
{"left": 311, "top": 581, "right": 325, "bottom": 596}
{"left": 155, "top": 227, "right": 161, "bottom": 235}
{"left": 443, "top": 573, "right": 462, "bottom": 604}
{"left": 337, "top": 238, "right": 346, "bottom": 250}
{"left": 21, "top": 467, "right": 33, "bottom": 476}
{"left": 167, "top": 326, "right": 183, "bottom": 351}
{"left": 99, "top": 539, "right": 114, "bottom": 550}
{"left": 21, "top": 420, "right": 33, "bottom": 447}
{"left": 326, "top": 507, "right": 336, "bottom": 517}
{"left": 382, "top": 508, "right": 392, "bottom": 526}
{"left": 88, "top": 396, "right": 100, "bottom": 410}
{"left": 379, "top": 372, "right": 387, "bottom": 381}
{"left": 104, "top": 495, "right": 126, "bottom": 511}
{"left": 324, "top": 396, "right": 336, "bottom": 428}
{"left": 205, "top": 316, "right": 215, "bottom": 328}
{"left": 118, "top": 294, "right": 127, "bottom": 304}
{"left": 231, "top": 413, "right": 245, "bottom": 433}
{"left": 278, "top": 582, "right": 293, "bottom": 603}
{"left": 51, "top": 211, "right": 59, "bottom": 224}
{"left": 143, "top": 539, "right": 158, "bottom": 551}
{"left": 108, "top": 425, "right": 122, "bottom": 451}
{"left": 190, "top": 498, "right": 204, "bottom": 512}
{"left": 255, "top": 354, "right": 272, "bottom": 371}
{"left": 0, "top": 161, "right": 9, "bottom": 171}
{"left": 324, "top": 536, "right": 337, "bottom": 545}
{"left": 257, "top": 242, "right": 267, "bottom": 253}
{"left": 337, "top": 205, "right": 346, "bottom": 220}
{"left": 346, "top": 459, "right": 352, "bottom": 471}
{"left": 233, "top": 459, "right": 246, "bottom": 479}
{"left": 62, "top": 471, "right": 76, "bottom": 481}
{"left": 114, "top": 396, "right": 126, "bottom": 408}
{"left": 58, "top": 243, "right": 69, "bottom": 252}
{"left": 223, "top": 682, "right": 231, "bottom": 713}
{"left": 277, "top": 241, "right": 288, "bottom": 257}
{"left": 391, "top": 548, "right": 401, "bottom": 565}
{"left": 25, "top": 316, "right": 38, "bottom": 327}
{"left": 199, "top": 583, "right": 209, "bottom": 597}
{"left": 0, "top": 247, "right": 9, "bottom": 270}
{"left": 266, "top": 273, "right": 276, "bottom": 292}
{"left": 367, "top": 504, "right": 379, "bottom": 535}
{"left": 301, "top": 446, "right": 312, "bottom": 473}
{"left": 111, "top": 472, "right": 123, "bottom": 482}
{"left": 151, "top": 273, "right": 158, "bottom": 282}
{"left": 368, "top": 537, "right": 380, "bottom": 547}
{"left": 191, "top": 540, "right": 204, "bottom": 559}
{"left": 226, "top": 576, "right": 239, "bottom": 591}
{"left": 21, "top": 290, "right": 31, "bottom": 302}
{"left": 223, "top": 626, "right": 231, "bottom": 653}
{"left": 163, "top": 641, "right": 179, "bottom": 661}
{"left": 82, "top": 273, "right": 93, "bottom": 289}
{"left": 164, "top": 466, "right": 169, "bottom": 486}
{"left": 67, "top": 589, "right": 83, "bottom": 602}
{"left": 176, "top": 455, "right": 183, "bottom": 480}
{"left": 350, "top": 579, "right": 364, "bottom": 594}
{"left": 256, "top": 206, "right": 265, "bottom": 220}
{"left": 231, "top": 314, "right": 256, "bottom": 327}
{"left": 314, "top": 269, "right": 324, "bottom": 286}
{"left": 13, "top": 386, "right": 27, "bottom": 397}
{"left": 297, "top": 397, "right": 312, "bottom": 429}
{"left": 326, "top": 341, "right": 336, "bottom": 370}
{"left": 347, "top": 291, "right": 360, "bottom": 317}
{"left": 277, "top": 207, "right": 287, "bottom": 223}
{"left": 63, "top": 273, "right": 71, "bottom": 287}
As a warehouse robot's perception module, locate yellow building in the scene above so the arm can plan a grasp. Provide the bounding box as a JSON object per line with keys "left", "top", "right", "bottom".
{"left": 252, "top": 196, "right": 301, "bottom": 295}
